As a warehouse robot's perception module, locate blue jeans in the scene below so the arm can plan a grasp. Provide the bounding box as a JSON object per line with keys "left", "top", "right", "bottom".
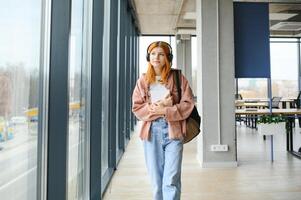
{"left": 143, "top": 118, "right": 183, "bottom": 200}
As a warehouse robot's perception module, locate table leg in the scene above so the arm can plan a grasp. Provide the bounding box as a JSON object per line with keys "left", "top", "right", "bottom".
{"left": 286, "top": 120, "right": 290, "bottom": 151}
{"left": 289, "top": 118, "right": 293, "bottom": 151}
{"left": 271, "top": 135, "right": 274, "bottom": 162}
{"left": 286, "top": 117, "right": 301, "bottom": 159}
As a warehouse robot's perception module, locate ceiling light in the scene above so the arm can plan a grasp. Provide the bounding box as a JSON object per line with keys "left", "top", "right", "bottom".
{"left": 270, "top": 22, "right": 301, "bottom": 31}
{"left": 269, "top": 13, "right": 298, "bottom": 21}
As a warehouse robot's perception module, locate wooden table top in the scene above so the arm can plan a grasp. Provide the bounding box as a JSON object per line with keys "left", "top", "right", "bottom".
{"left": 235, "top": 98, "right": 295, "bottom": 103}
{"left": 235, "top": 102, "right": 267, "bottom": 107}
{"left": 235, "top": 108, "right": 301, "bottom": 115}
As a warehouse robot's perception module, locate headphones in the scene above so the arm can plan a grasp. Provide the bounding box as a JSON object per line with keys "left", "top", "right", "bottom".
{"left": 146, "top": 41, "right": 173, "bottom": 63}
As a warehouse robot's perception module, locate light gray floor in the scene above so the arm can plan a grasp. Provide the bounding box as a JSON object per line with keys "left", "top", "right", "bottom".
{"left": 103, "top": 121, "right": 301, "bottom": 200}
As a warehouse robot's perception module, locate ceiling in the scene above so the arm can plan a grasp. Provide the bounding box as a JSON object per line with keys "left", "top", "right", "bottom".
{"left": 132, "top": 0, "right": 301, "bottom": 37}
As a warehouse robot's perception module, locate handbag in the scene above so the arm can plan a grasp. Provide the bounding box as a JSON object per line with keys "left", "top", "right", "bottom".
{"left": 173, "top": 69, "right": 201, "bottom": 144}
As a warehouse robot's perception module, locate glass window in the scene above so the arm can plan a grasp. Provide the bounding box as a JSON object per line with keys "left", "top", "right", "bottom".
{"left": 237, "top": 78, "right": 268, "bottom": 99}
{"left": 67, "top": 0, "right": 90, "bottom": 199}
{"left": 116, "top": 0, "right": 122, "bottom": 157}
{"left": 0, "top": 1, "right": 41, "bottom": 199}
{"left": 270, "top": 39, "right": 299, "bottom": 98}
{"left": 102, "top": 0, "right": 110, "bottom": 177}
{"left": 237, "top": 38, "right": 300, "bottom": 99}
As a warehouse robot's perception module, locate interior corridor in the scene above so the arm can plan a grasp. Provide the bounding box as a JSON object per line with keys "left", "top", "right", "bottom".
{"left": 103, "top": 122, "right": 301, "bottom": 200}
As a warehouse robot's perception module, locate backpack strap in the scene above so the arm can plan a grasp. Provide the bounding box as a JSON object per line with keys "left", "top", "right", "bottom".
{"left": 173, "top": 69, "right": 182, "bottom": 103}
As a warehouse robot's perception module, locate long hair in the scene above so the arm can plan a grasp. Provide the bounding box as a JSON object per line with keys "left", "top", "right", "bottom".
{"left": 145, "top": 41, "right": 172, "bottom": 84}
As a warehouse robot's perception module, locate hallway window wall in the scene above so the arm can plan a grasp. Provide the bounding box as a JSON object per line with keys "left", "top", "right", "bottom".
{"left": 0, "top": 0, "right": 41, "bottom": 199}
{"left": 67, "top": 0, "right": 91, "bottom": 199}
{"left": 99, "top": 0, "right": 139, "bottom": 195}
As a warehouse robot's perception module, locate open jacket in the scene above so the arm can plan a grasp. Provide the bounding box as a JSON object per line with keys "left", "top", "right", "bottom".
{"left": 132, "top": 70, "right": 195, "bottom": 140}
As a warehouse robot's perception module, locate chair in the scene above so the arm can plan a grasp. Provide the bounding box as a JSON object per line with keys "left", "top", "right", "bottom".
{"left": 294, "top": 91, "right": 301, "bottom": 108}
{"left": 266, "top": 97, "right": 282, "bottom": 109}
{"left": 235, "top": 94, "right": 245, "bottom": 124}
{"left": 293, "top": 91, "right": 301, "bottom": 127}
{"left": 235, "top": 93, "right": 243, "bottom": 100}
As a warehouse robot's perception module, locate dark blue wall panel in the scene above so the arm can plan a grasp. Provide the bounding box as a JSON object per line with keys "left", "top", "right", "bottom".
{"left": 234, "top": 2, "right": 270, "bottom": 78}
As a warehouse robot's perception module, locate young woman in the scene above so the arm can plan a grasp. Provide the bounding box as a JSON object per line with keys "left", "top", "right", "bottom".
{"left": 132, "top": 41, "right": 195, "bottom": 200}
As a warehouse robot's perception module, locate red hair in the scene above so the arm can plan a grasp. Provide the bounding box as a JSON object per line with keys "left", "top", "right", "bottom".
{"left": 145, "top": 41, "right": 172, "bottom": 84}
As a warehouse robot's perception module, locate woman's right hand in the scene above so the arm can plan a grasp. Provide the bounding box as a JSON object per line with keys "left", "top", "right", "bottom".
{"left": 156, "top": 94, "right": 172, "bottom": 107}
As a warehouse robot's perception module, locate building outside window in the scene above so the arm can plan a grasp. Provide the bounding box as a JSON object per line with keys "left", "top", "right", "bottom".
{"left": 237, "top": 38, "right": 299, "bottom": 99}
{"left": 0, "top": 1, "right": 42, "bottom": 199}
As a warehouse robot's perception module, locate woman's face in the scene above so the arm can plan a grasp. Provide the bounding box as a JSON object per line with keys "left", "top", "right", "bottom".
{"left": 149, "top": 47, "right": 166, "bottom": 72}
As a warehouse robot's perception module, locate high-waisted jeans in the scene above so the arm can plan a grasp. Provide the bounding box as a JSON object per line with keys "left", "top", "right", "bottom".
{"left": 143, "top": 117, "right": 183, "bottom": 200}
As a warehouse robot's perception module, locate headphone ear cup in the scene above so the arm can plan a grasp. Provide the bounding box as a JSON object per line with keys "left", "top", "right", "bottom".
{"left": 169, "top": 54, "right": 173, "bottom": 63}
{"left": 146, "top": 53, "right": 150, "bottom": 62}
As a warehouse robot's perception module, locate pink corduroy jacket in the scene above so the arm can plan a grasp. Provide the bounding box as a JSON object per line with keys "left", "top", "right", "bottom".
{"left": 132, "top": 71, "right": 195, "bottom": 141}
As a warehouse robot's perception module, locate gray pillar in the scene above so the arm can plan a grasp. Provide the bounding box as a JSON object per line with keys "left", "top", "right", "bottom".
{"left": 196, "top": 0, "right": 237, "bottom": 167}
{"left": 176, "top": 34, "right": 192, "bottom": 85}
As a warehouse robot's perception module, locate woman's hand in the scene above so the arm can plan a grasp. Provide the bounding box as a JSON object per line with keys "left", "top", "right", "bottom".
{"left": 156, "top": 94, "right": 173, "bottom": 107}
{"left": 148, "top": 94, "right": 172, "bottom": 116}
{"left": 149, "top": 103, "right": 166, "bottom": 115}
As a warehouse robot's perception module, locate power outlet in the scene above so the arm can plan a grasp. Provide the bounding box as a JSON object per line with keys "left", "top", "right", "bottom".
{"left": 210, "top": 144, "right": 228, "bottom": 152}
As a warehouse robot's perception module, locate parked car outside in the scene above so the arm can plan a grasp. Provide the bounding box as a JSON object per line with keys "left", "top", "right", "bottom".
{"left": 10, "top": 116, "right": 27, "bottom": 125}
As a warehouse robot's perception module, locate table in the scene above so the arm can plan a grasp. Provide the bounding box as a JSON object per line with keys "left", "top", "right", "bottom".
{"left": 235, "top": 102, "right": 267, "bottom": 108}
{"left": 235, "top": 108, "right": 301, "bottom": 159}
{"left": 235, "top": 98, "right": 296, "bottom": 108}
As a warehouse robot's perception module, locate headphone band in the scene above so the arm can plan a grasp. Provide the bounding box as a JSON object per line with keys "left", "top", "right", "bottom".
{"left": 146, "top": 41, "right": 172, "bottom": 54}
{"left": 146, "top": 41, "right": 173, "bottom": 63}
